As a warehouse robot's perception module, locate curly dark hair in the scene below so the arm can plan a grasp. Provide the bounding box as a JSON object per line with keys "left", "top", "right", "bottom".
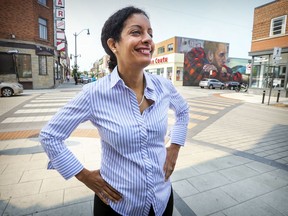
{"left": 101, "top": 6, "right": 149, "bottom": 71}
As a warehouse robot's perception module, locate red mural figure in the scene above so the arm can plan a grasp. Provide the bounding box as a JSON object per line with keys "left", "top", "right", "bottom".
{"left": 183, "top": 41, "right": 243, "bottom": 86}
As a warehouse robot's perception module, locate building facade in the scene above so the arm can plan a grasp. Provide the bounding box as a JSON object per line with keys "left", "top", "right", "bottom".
{"left": 249, "top": 0, "right": 288, "bottom": 97}
{"left": 0, "top": 0, "right": 68, "bottom": 89}
{"left": 145, "top": 36, "right": 249, "bottom": 86}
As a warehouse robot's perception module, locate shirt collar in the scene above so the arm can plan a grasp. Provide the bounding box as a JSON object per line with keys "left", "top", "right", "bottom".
{"left": 110, "top": 66, "right": 123, "bottom": 88}
{"left": 110, "top": 66, "right": 154, "bottom": 92}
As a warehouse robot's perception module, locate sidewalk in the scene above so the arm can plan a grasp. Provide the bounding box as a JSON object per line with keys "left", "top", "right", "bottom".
{"left": 0, "top": 84, "right": 287, "bottom": 216}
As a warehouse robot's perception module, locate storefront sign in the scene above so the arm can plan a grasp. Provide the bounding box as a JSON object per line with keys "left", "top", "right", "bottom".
{"left": 150, "top": 56, "right": 168, "bottom": 64}
{"left": 35, "top": 45, "right": 54, "bottom": 55}
{"left": 57, "top": 41, "right": 65, "bottom": 52}
{"left": 56, "top": 20, "right": 65, "bottom": 30}
{"left": 56, "top": 9, "right": 65, "bottom": 18}
{"left": 55, "top": 0, "right": 66, "bottom": 52}
{"left": 55, "top": 0, "right": 65, "bottom": 7}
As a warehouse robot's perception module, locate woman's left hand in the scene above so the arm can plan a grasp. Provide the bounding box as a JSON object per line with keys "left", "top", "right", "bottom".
{"left": 164, "top": 144, "right": 180, "bottom": 181}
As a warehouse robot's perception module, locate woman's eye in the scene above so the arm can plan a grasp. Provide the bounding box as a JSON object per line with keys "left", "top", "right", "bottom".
{"left": 131, "top": 31, "right": 141, "bottom": 35}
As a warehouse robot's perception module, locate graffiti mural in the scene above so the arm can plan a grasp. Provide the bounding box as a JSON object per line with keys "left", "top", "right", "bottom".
{"left": 178, "top": 37, "right": 243, "bottom": 86}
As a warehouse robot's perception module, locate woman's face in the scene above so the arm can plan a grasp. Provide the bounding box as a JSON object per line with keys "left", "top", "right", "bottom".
{"left": 114, "top": 13, "right": 154, "bottom": 70}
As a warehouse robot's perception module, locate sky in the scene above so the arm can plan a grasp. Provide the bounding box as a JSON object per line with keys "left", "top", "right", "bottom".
{"left": 64, "top": 0, "right": 274, "bottom": 71}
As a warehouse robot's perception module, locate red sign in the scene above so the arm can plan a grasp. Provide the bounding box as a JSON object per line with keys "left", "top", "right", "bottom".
{"left": 56, "top": 0, "right": 65, "bottom": 7}
{"left": 150, "top": 57, "right": 168, "bottom": 64}
{"left": 57, "top": 41, "right": 65, "bottom": 51}
{"left": 56, "top": 9, "right": 65, "bottom": 18}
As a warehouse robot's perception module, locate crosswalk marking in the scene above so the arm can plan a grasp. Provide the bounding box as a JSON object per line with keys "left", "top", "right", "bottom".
{"left": 15, "top": 108, "right": 60, "bottom": 113}
{"left": 24, "top": 103, "right": 67, "bottom": 107}
{"left": 30, "top": 99, "right": 71, "bottom": 103}
{"left": 0, "top": 94, "right": 240, "bottom": 132}
{"left": 188, "top": 102, "right": 225, "bottom": 110}
{"left": 188, "top": 99, "right": 231, "bottom": 107}
{"left": 2, "top": 116, "right": 53, "bottom": 123}
{"left": 189, "top": 107, "right": 218, "bottom": 114}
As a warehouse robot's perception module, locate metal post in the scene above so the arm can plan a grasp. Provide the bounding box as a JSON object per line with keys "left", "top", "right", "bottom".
{"left": 73, "top": 28, "right": 90, "bottom": 70}
{"left": 262, "top": 90, "right": 265, "bottom": 104}
{"left": 74, "top": 32, "right": 77, "bottom": 68}
{"left": 277, "top": 90, "right": 280, "bottom": 103}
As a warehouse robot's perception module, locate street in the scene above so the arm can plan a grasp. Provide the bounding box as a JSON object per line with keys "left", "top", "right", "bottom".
{"left": 0, "top": 83, "right": 288, "bottom": 216}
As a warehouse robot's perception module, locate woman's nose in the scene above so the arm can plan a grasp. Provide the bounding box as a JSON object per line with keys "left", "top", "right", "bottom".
{"left": 142, "top": 33, "right": 153, "bottom": 43}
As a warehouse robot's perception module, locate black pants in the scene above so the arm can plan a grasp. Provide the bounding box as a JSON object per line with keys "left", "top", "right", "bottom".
{"left": 93, "top": 189, "right": 174, "bottom": 216}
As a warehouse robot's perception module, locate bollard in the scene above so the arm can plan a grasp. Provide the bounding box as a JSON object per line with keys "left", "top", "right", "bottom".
{"left": 276, "top": 90, "right": 280, "bottom": 103}
{"left": 262, "top": 90, "right": 265, "bottom": 104}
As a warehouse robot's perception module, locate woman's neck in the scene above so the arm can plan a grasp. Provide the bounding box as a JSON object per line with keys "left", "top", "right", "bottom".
{"left": 117, "top": 66, "right": 144, "bottom": 90}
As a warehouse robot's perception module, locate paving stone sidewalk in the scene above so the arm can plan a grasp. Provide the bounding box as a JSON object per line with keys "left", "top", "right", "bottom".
{"left": 0, "top": 84, "right": 288, "bottom": 216}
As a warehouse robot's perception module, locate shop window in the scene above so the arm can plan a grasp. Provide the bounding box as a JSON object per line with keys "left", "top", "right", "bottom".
{"left": 176, "top": 67, "right": 183, "bottom": 81}
{"left": 167, "top": 67, "right": 172, "bottom": 80}
{"left": 17, "top": 54, "right": 32, "bottom": 78}
{"left": 167, "top": 44, "right": 173, "bottom": 52}
{"left": 270, "top": 15, "right": 286, "bottom": 36}
{"left": 39, "top": 18, "right": 48, "bottom": 40}
{"left": 0, "top": 53, "right": 14, "bottom": 74}
{"left": 39, "top": 56, "right": 47, "bottom": 75}
{"left": 38, "top": 0, "right": 47, "bottom": 6}
{"left": 274, "top": 66, "right": 286, "bottom": 88}
{"left": 158, "top": 46, "right": 165, "bottom": 54}
{"left": 157, "top": 68, "right": 164, "bottom": 76}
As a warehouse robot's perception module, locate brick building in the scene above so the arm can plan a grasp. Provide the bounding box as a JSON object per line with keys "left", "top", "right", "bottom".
{"left": 0, "top": 0, "right": 66, "bottom": 89}
{"left": 249, "top": 0, "right": 288, "bottom": 97}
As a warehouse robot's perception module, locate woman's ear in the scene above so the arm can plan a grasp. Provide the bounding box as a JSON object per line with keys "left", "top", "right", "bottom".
{"left": 107, "top": 38, "right": 117, "bottom": 53}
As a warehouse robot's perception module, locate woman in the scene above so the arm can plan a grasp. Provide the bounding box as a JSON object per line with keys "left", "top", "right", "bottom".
{"left": 39, "top": 6, "right": 189, "bottom": 216}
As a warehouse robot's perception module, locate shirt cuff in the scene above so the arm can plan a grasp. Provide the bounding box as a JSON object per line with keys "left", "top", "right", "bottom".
{"left": 47, "top": 148, "right": 84, "bottom": 180}
{"left": 170, "top": 124, "right": 188, "bottom": 146}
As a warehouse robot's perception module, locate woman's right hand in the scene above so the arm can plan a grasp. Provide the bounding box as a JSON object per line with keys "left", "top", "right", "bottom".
{"left": 75, "top": 168, "right": 122, "bottom": 205}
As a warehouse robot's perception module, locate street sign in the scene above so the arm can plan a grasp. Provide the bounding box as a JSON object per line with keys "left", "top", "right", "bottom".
{"left": 273, "top": 47, "right": 282, "bottom": 65}
{"left": 246, "top": 63, "right": 252, "bottom": 74}
{"left": 254, "top": 57, "right": 268, "bottom": 63}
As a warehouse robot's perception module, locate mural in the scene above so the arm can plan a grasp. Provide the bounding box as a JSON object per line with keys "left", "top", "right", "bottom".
{"left": 178, "top": 37, "right": 244, "bottom": 86}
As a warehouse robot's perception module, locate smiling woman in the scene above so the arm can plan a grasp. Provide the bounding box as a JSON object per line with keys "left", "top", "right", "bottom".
{"left": 39, "top": 6, "right": 189, "bottom": 216}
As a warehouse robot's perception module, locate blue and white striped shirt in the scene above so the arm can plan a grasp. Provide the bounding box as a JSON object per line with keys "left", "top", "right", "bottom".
{"left": 39, "top": 67, "right": 189, "bottom": 216}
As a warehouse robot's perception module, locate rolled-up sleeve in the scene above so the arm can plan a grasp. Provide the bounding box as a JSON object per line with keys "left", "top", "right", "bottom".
{"left": 39, "top": 86, "right": 91, "bottom": 179}
{"left": 168, "top": 83, "right": 189, "bottom": 146}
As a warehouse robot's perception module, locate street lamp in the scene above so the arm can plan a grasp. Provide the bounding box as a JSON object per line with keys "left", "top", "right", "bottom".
{"left": 73, "top": 28, "right": 90, "bottom": 69}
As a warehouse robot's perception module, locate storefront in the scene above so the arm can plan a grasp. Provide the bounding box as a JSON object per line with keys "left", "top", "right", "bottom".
{"left": 249, "top": 50, "right": 288, "bottom": 97}
{"left": 145, "top": 53, "right": 184, "bottom": 86}
{"left": 0, "top": 41, "right": 57, "bottom": 89}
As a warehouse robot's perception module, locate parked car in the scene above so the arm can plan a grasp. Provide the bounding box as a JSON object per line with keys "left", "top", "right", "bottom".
{"left": 0, "top": 81, "right": 23, "bottom": 97}
{"left": 199, "top": 78, "right": 224, "bottom": 89}
{"left": 224, "top": 81, "right": 240, "bottom": 90}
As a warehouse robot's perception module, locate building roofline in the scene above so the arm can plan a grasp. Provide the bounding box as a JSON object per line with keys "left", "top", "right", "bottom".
{"left": 255, "top": 0, "right": 276, "bottom": 10}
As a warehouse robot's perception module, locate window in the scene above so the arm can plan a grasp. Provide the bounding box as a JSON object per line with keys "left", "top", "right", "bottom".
{"left": 0, "top": 53, "right": 14, "bottom": 74}
{"left": 176, "top": 67, "right": 183, "bottom": 81}
{"left": 39, "top": 18, "right": 48, "bottom": 40}
{"left": 167, "top": 44, "right": 173, "bottom": 52}
{"left": 156, "top": 68, "right": 164, "bottom": 75}
{"left": 167, "top": 67, "right": 172, "bottom": 80}
{"left": 157, "top": 46, "right": 165, "bottom": 54}
{"left": 38, "top": 0, "right": 47, "bottom": 6}
{"left": 270, "top": 15, "right": 287, "bottom": 36}
{"left": 39, "top": 56, "right": 47, "bottom": 75}
{"left": 17, "top": 54, "right": 32, "bottom": 78}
